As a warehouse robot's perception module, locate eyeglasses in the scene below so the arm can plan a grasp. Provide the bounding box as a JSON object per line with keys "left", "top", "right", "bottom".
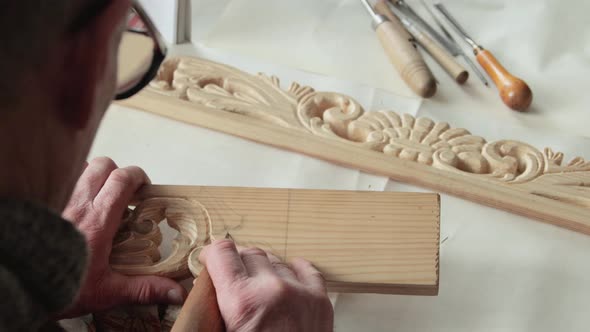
{"left": 116, "top": 2, "right": 167, "bottom": 100}
{"left": 70, "top": 0, "right": 167, "bottom": 100}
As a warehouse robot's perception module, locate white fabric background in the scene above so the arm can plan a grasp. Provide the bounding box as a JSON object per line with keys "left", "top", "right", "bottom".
{"left": 86, "top": 1, "right": 590, "bottom": 331}
{"left": 201, "top": 0, "right": 590, "bottom": 138}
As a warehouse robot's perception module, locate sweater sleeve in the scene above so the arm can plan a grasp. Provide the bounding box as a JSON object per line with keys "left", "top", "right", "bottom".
{"left": 0, "top": 200, "right": 88, "bottom": 331}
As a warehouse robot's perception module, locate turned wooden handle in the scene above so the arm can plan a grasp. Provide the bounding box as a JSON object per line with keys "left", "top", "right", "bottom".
{"left": 171, "top": 267, "right": 225, "bottom": 332}
{"left": 373, "top": 0, "right": 436, "bottom": 98}
{"left": 374, "top": 0, "right": 467, "bottom": 84}
{"left": 374, "top": 0, "right": 411, "bottom": 39}
{"left": 417, "top": 33, "right": 468, "bottom": 84}
{"left": 376, "top": 21, "right": 437, "bottom": 98}
{"left": 476, "top": 49, "right": 532, "bottom": 111}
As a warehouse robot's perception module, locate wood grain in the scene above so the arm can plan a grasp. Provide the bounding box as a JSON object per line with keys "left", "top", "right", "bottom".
{"left": 118, "top": 56, "right": 590, "bottom": 235}
{"left": 126, "top": 185, "right": 441, "bottom": 295}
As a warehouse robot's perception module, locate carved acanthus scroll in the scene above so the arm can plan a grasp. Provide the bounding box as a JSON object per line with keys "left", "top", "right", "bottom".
{"left": 110, "top": 198, "right": 212, "bottom": 280}
{"left": 142, "top": 57, "right": 590, "bottom": 215}
{"left": 122, "top": 56, "right": 590, "bottom": 233}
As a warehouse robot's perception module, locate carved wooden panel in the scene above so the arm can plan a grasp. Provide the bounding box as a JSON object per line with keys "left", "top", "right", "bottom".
{"left": 119, "top": 57, "right": 590, "bottom": 235}
{"left": 110, "top": 185, "right": 440, "bottom": 295}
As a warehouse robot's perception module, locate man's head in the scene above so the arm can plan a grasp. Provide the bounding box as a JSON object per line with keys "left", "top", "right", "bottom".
{"left": 0, "top": 0, "right": 132, "bottom": 210}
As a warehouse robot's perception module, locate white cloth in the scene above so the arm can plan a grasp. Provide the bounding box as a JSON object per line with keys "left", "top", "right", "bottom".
{"left": 201, "top": 0, "right": 590, "bottom": 138}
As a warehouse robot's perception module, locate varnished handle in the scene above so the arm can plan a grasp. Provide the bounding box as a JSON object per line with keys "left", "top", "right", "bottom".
{"left": 476, "top": 49, "right": 532, "bottom": 111}
{"left": 373, "top": 1, "right": 436, "bottom": 98}
{"left": 171, "top": 267, "right": 226, "bottom": 332}
{"left": 374, "top": 0, "right": 467, "bottom": 84}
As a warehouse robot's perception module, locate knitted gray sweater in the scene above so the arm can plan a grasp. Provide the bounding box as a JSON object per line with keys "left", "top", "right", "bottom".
{"left": 0, "top": 199, "right": 87, "bottom": 331}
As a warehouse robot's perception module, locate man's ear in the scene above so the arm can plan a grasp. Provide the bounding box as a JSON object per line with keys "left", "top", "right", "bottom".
{"left": 56, "top": 0, "right": 131, "bottom": 130}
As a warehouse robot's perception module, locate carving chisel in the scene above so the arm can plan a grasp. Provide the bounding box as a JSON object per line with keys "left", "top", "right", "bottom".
{"left": 171, "top": 235, "right": 230, "bottom": 332}
{"left": 360, "top": 0, "right": 437, "bottom": 98}
{"left": 435, "top": 3, "right": 533, "bottom": 111}
{"left": 375, "top": 0, "right": 468, "bottom": 84}
{"left": 417, "top": 0, "right": 489, "bottom": 86}
{"left": 391, "top": 0, "right": 488, "bottom": 86}
{"left": 391, "top": 1, "right": 458, "bottom": 56}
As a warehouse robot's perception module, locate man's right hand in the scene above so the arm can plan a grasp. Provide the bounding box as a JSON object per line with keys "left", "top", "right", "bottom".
{"left": 199, "top": 240, "right": 334, "bottom": 332}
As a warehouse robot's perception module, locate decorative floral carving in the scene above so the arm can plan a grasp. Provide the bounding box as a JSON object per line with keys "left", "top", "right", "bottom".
{"left": 297, "top": 102, "right": 545, "bottom": 183}
{"left": 544, "top": 148, "right": 590, "bottom": 173}
{"left": 144, "top": 58, "right": 590, "bottom": 190}
{"left": 137, "top": 56, "right": 590, "bottom": 222}
{"left": 110, "top": 198, "right": 211, "bottom": 280}
{"left": 150, "top": 58, "right": 303, "bottom": 128}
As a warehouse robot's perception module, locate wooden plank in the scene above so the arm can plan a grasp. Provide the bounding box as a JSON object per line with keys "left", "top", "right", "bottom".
{"left": 119, "top": 57, "right": 590, "bottom": 235}
{"left": 123, "top": 185, "right": 440, "bottom": 295}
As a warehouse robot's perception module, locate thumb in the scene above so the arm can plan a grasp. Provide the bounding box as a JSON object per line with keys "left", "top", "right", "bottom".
{"left": 107, "top": 273, "right": 187, "bottom": 306}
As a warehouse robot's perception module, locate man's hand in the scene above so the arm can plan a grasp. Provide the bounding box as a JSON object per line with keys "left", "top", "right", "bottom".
{"left": 200, "top": 240, "right": 334, "bottom": 332}
{"left": 61, "top": 157, "right": 186, "bottom": 317}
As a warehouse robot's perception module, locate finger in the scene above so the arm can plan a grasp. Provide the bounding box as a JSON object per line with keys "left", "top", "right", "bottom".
{"left": 267, "top": 252, "right": 297, "bottom": 282}
{"left": 106, "top": 273, "right": 187, "bottom": 306}
{"left": 92, "top": 166, "right": 151, "bottom": 238}
{"left": 200, "top": 239, "right": 248, "bottom": 287}
{"left": 239, "top": 247, "right": 275, "bottom": 277}
{"left": 290, "top": 258, "right": 327, "bottom": 294}
{"left": 69, "top": 157, "right": 118, "bottom": 203}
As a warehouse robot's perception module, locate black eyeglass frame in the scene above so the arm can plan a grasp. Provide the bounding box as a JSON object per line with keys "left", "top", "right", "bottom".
{"left": 69, "top": 0, "right": 168, "bottom": 100}
{"left": 115, "top": 2, "right": 168, "bottom": 100}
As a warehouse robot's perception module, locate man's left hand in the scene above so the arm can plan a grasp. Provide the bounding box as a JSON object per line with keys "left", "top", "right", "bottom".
{"left": 61, "top": 157, "right": 186, "bottom": 317}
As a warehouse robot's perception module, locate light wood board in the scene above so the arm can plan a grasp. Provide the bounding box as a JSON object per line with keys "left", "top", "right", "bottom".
{"left": 114, "top": 185, "right": 440, "bottom": 295}
{"left": 119, "top": 57, "right": 590, "bottom": 236}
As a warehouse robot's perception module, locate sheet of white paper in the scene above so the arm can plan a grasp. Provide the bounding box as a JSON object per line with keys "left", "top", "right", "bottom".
{"left": 199, "top": 0, "right": 590, "bottom": 137}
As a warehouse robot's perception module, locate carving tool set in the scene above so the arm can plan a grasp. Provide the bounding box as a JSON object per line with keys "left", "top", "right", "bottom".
{"left": 360, "top": 0, "right": 533, "bottom": 112}
{"left": 360, "top": 0, "right": 437, "bottom": 98}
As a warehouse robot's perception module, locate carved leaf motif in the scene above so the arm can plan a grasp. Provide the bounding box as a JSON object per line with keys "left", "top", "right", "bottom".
{"left": 480, "top": 140, "right": 545, "bottom": 183}
{"left": 297, "top": 92, "right": 364, "bottom": 140}
{"left": 298, "top": 101, "right": 544, "bottom": 182}
{"left": 149, "top": 57, "right": 310, "bottom": 129}
{"left": 110, "top": 198, "right": 211, "bottom": 280}
{"left": 147, "top": 58, "right": 590, "bottom": 186}
{"left": 137, "top": 57, "right": 590, "bottom": 213}
{"left": 544, "top": 148, "right": 590, "bottom": 173}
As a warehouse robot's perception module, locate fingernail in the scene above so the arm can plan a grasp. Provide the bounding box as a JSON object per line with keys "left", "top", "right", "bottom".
{"left": 167, "top": 289, "right": 185, "bottom": 305}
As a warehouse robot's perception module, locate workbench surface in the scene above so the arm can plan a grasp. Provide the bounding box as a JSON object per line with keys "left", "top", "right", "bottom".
{"left": 89, "top": 1, "right": 590, "bottom": 331}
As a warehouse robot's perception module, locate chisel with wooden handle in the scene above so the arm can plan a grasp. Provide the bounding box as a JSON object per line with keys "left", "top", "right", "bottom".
{"left": 417, "top": 0, "right": 489, "bottom": 86}
{"left": 360, "top": 0, "right": 437, "bottom": 98}
{"left": 171, "top": 265, "right": 225, "bottom": 332}
{"left": 435, "top": 3, "right": 533, "bottom": 111}
{"left": 374, "top": 0, "right": 468, "bottom": 84}
{"left": 171, "top": 235, "right": 233, "bottom": 332}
